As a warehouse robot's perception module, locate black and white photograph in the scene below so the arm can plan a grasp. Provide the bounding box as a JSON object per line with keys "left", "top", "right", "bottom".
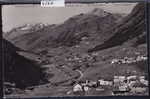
{"left": 2, "top": 2, "right": 149, "bottom": 97}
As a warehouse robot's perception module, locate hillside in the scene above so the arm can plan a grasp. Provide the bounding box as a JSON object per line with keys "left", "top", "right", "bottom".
{"left": 6, "top": 8, "right": 123, "bottom": 51}
{"left": 88, "top": 3, "right": 146, "bottom": 52}
{"left": 3, "top": 39, "right": 47, "bottom": 93}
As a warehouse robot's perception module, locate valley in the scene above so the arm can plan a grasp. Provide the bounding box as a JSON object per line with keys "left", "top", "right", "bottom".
{"left": 3, "top": 3, "right": 148, "bottom": 97}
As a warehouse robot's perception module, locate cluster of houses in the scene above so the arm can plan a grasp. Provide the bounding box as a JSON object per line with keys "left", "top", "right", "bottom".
{"left": 113, "top": 75, "right": 148, "bottom": 95}
{"left": 111, "top": 55, "right": 147, "bottom": 64}
{"left": 72, "top": 75, "right": 148, "bottom": 95}
{"left": 65, "top": 53, "right": 98, "bottom": 64}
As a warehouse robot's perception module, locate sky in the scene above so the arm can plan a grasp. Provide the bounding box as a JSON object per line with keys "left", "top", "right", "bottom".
{"left": 2, "top": 3, "right": 137, "bottom": 32}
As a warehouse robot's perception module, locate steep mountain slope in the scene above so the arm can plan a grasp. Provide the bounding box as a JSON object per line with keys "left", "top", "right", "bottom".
{"left": 88, "top": 3, "right": 146, "bottom": 52}
{"left": 8, "top": 8, "right": 123, "bottom": 50}
{"left": 3, "top": 39, "right": 47, "bottom": 89}
{"left": 9, "top": 24, "right": 56, "bottom": 50}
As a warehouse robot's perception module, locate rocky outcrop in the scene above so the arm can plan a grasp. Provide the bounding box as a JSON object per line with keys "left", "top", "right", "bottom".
{"left": 88, "top": 3, "right": 146, "bottom": 52}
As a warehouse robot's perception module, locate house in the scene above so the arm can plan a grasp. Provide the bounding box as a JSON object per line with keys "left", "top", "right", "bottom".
{"left": 130, "top": 87, "right": 147, "bottom": 94}
{"left": 87, "top": 81, "right": 97, "bottom": 87}
{"left": 73, "top": 84, "right": 83, "bottom": 92}
{"left": 92, "top": 52, "right": 99, "bottom": 56}
{"left": 113, "top": 82, "right": 130, "bottom": 94}
{"left": 139, "top": 79, "right": 148, "bottom": 86}
{"left": 98, "top": 79, "right": 112, "bottom": 86}
{"left": 114, "top": 76, "right": 126, "bottom": 82}
{"left": 111, "top": 59, "right": 119, "bottom": 64}
{"left": 127, "top": 76, "right": 137, "bottom": 81}
{"left": 83, "top": 86, "right": 89, "bottom": 92}
{"left": 129, "top": 81, "right": 147, "bottom": 93}
{"left": 113, "top": 85, "right": 130, "bottom": 94}
{"left": 118, "top": 85, "right": 129, "bottom": 92}
{"left": 81, "top": 37, "right": 88, "bottom": 41}
{"left": 136, "top": 56, "right": 147, "bottom": 61}
{"left": 139, "top": 76, "right": 145, "bottom": 79}
{"left": 128, "top": 81, "right": 137, "bottom": 88}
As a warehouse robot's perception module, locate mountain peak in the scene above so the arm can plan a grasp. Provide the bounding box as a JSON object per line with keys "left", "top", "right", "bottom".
{"left": 90, "top": 8, "right": 109, "bottom": 17}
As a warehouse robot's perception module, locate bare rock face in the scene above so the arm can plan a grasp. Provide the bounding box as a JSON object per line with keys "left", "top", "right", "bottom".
{"left": 3, "top": 39, "right": 47, "bottom": 89}
{"left": 88, "top": 3, "right": 146, "bottom": 52}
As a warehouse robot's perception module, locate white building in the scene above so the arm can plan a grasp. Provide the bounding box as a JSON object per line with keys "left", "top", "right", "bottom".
{"left": 127, "top": 76, "right": 137, "bottom": 81}
{"left": 83, "top": 86, "right": 89, "bottom": 92}
{"left": 111, "top": 59, "right": 119, "bottom": 64}
{"left": 73, "top": 84, "right": 83, "bottom": 92}
{"left": 98, "top": 80, "right": 112, "bottom": 86}
{"left": 140, "top": 79, "right": 148, "bottom": 86}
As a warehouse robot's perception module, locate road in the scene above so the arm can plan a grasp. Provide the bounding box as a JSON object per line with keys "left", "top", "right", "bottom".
{"left": 75, "top": 70, "right": 83, "bottom": 80}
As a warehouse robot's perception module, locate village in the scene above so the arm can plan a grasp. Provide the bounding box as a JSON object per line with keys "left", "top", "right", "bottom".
{"left": 15, "top": 49, "right": 148, "bottom": 96}
{"left": 111, "top": 55, "right": 147, "bottom": 64}
{"left": 20, "top": 50, "right": 148, "bottom": 96}
{"left": 69, "top": 75, "right": 148, "bottom": 96}
{"left": 68, "top": 54, "right": 148, "bottom": 96}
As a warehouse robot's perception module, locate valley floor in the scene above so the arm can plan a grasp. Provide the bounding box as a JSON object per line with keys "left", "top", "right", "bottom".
{"left": 4, "top": 43, "right": 148, "bottom": 97}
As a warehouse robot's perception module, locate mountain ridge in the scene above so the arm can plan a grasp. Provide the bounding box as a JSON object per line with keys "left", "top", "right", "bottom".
{"left": 5, "top": 8, "right": 123, "bottom": 51}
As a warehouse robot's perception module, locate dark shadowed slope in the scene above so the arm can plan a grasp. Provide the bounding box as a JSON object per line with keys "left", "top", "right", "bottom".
{"left": 88, "top": 3, "right": 146, "bottom": 52}
{"left": 3, "top": 39, "right": 47, "bottom": 89}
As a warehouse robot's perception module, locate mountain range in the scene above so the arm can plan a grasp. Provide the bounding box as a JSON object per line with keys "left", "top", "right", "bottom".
{"left": 4, "top": 8, "right": 123, "bottom": 51}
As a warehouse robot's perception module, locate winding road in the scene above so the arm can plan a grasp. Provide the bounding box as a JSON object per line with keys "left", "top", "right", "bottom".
{"left": 75, "top": 70, "right": 83, "bottom": 80}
